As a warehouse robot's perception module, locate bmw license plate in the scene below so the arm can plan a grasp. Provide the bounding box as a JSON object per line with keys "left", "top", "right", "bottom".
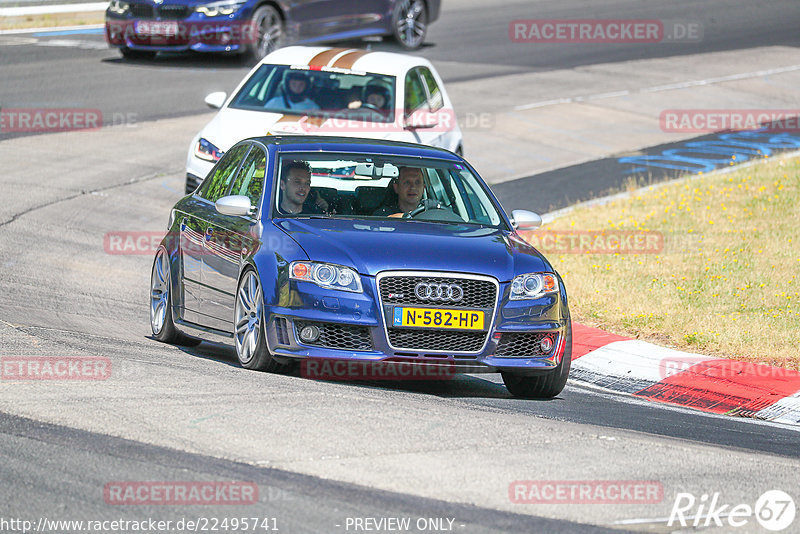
{"left": 392, "top": 307, "right": 485, "bottom": 330}
{"left": 135, "top": 21, "right": 179, "bottom": 36}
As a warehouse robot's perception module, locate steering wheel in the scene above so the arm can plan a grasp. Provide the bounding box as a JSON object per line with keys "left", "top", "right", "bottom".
{"left": 360, "top": 103, "right": 383, "bottom": 112}
{"left": 404, "top": 198, "right": 443, "bottom": 218}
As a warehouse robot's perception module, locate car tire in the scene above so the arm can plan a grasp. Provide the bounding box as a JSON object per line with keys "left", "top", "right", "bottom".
{"left": 391, "top": 0, "right": 428, "bottom": 49}
{"left": 245, "top": 5, "right": 285, "bottom": 63}
{"left": 501, "top": 322, "right": 572, "bottom": 399}
{"left": 150, "top": 247, "right": 201, "bottom": 346}
{"left": 235, "top": 269, "right": 291, "bottom": 373}
{"left": 120, "top": 47, "right": 157, "bottom": 60}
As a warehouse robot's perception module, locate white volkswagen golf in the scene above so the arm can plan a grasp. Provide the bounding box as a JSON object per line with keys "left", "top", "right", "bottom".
{"left": 185, "top": 45, "right": 463, "bottom": 193}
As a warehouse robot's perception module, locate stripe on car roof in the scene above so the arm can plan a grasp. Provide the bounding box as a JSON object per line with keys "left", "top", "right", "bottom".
{"left": 308, "top": 47, "right": 350, "bottom": 67}
{"left": 332, "top": 49, "right": 371, "bottom": 69}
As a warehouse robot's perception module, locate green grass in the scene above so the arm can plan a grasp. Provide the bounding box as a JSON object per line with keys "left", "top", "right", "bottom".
{"left": 522, "top": 152, "right": 800, "bottom": 368}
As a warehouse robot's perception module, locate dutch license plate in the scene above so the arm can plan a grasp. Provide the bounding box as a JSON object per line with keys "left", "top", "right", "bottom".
{"left": 392, "top": 307, "right": 485, "bottom": 330}
{"left": 135, "top": 21, "right": 179, "bottom": 36}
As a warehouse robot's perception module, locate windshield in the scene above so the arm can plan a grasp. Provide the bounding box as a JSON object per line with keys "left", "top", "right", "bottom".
{"left": 272, "top": 153, "right": 506, "bottom": 228}
{"left": 229, "top": 65, "right": 397, "bottom": 123}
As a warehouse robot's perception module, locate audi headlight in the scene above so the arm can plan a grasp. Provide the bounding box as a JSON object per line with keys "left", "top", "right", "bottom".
{"left": 290, "top": 261, "right": 362, "bottom": 293}
{"left": 510, "top": 273, "right": 558, "bottom": 300}
{"left": 108, "top": 0, "right": 129, "bottom": 15}
{"left": 196, "top": 0, "right": 244, "bottom": 17}
{"left": 195, "top": 138, "right": 224, "bottom": 162}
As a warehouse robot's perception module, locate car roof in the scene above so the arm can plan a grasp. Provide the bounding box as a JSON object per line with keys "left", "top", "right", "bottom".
{"left": 247, "top": 135, "right": 461, "bottom": 160}
{"left": 259, "top": 46, "right": 431, "bottom": 77}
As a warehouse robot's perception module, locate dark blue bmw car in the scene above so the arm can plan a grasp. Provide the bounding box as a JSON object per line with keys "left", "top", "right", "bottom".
{"left": 149, "top": 137, "right": 572, "bottom": 398}
{"left": 106, "top": 0, "right": 438, "bottom": 60}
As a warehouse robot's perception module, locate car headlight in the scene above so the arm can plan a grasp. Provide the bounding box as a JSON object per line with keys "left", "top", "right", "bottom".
{"left": 196, "top": 0, "right": 244, "bottom": 17}
{"left": 290, "top": 261, "right": 362, "bottom": 293}
{"left": 108, "top": 0, "right": 129, "bottom": 15}
{"left": 195, "top": 138, "right": 224, "bottom": 162}
{"left": 510, "top": 273, "right": 558, "bottom": 300}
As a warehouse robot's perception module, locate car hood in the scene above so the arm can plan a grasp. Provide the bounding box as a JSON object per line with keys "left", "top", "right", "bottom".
{"left": 275, "top": 218, "right": 551, "bottom": 280}
{"left": 203, "top": 108, "right": 397, "bottom": 152}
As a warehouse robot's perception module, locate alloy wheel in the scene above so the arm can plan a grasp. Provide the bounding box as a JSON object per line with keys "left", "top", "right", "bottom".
{"left": 235, "top": 271, "right": 264, "bottom": 365}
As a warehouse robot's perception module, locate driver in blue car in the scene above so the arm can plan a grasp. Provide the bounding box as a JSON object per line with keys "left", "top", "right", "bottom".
{"left": 266, "top": 71, "right": 320, "bottom": 111}
{"left": 372, "top": 166, "right": 425, "bottom": 217}
{"left": 278, "top": 161, "right": 328, "bottom": 215}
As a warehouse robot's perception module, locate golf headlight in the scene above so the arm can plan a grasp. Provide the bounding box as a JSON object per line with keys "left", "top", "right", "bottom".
{"left": 290, "top": 262, "right": 362, "bottom": 293}
{"left": 196, "top": 0, "right": 244, "bottom": 17}
{"left": 195, "top": 138, "right": 224, "bottom": 162}
{"left": 510, "top": 273, "right": 558, "bottom": 300}
{"left": 108, "top": 0, "right": 129, "bottom": 15}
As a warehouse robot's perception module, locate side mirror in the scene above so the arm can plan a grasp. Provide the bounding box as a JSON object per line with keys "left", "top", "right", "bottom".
{"left": 204, "top": 91, "right": 227, "bottom": 109}
{"left": 215, "top": 195, "right": 252, "bottom": 217}
{"left": 510, "top": 209, "right": 542, "bottom": 230}
{"left": 403, "top": 112, "right": 439, "bottom": 130}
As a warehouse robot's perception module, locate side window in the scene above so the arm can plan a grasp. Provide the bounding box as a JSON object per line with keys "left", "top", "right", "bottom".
{"left": 418, "top": 67, "right": 443, "bottom": 111}
{"left": 198, "top": 144, "right": 249, "bottom": 202}
{"left": 230, "top": 147, "right": 267, "bottom": 212}
{"left": 404, "top": 70, "right": 430, "bottom": 116}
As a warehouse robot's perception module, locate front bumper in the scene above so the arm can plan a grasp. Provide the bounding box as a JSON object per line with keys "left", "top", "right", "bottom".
{"left": 263, "top": 272, "right": 568, "bottom": 375}
{"left": 105, "top": 18, "right": 254, "bottom": 53}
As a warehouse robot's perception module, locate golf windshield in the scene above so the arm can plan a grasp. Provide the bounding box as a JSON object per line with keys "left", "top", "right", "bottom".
{"left": 230, "top": 65, "right": 397, "bottom": 123}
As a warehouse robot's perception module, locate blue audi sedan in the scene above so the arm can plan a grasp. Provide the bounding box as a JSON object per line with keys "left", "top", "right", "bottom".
{"left": 150, "top": 137, "right": 571, "bottom": 398}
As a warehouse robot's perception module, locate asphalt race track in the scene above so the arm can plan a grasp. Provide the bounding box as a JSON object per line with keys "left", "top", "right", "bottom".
{"left": 2, "top": 0, "right": 800, "bottom": 532}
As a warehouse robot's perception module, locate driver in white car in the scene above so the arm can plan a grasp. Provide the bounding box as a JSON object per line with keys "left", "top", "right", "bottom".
{"left": 265, "top": 71, "right": 320, "bottom": 111}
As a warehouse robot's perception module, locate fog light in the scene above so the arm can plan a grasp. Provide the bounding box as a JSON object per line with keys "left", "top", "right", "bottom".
{"left": 299, "top": 325, "right": 320, "bottom": 343}
{"left": 540, "top": 336, "right": 554, "bottom": 353}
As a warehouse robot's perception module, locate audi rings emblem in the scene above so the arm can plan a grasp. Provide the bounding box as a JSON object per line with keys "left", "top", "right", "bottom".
{"left": 414, "top": 282, "right": 464, "bottom": 302}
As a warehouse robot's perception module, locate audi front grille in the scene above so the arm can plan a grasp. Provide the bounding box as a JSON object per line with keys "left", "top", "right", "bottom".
{"left": 379, "top": 274, "right": 496, "bottom": 308}
{"left": 377, "top": 272, "right": 499, "bottom": 354}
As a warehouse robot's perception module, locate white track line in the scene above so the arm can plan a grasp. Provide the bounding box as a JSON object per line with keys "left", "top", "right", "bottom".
{"left": 0, "top": 2, "right": 106, "bottom": 16}
{"left": 514, "top": 64, "right": 800, "bottom": 111}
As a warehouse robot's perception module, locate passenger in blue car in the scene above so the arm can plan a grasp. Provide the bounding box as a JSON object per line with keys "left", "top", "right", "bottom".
{"left": 277, "top": 160, "right": 328, "bottom": 215}
{"left": 372, "top": 166, "right": 425, "bottom": 217}
{"left": 265, "top": 71, "right": 320, "bottom": 111}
